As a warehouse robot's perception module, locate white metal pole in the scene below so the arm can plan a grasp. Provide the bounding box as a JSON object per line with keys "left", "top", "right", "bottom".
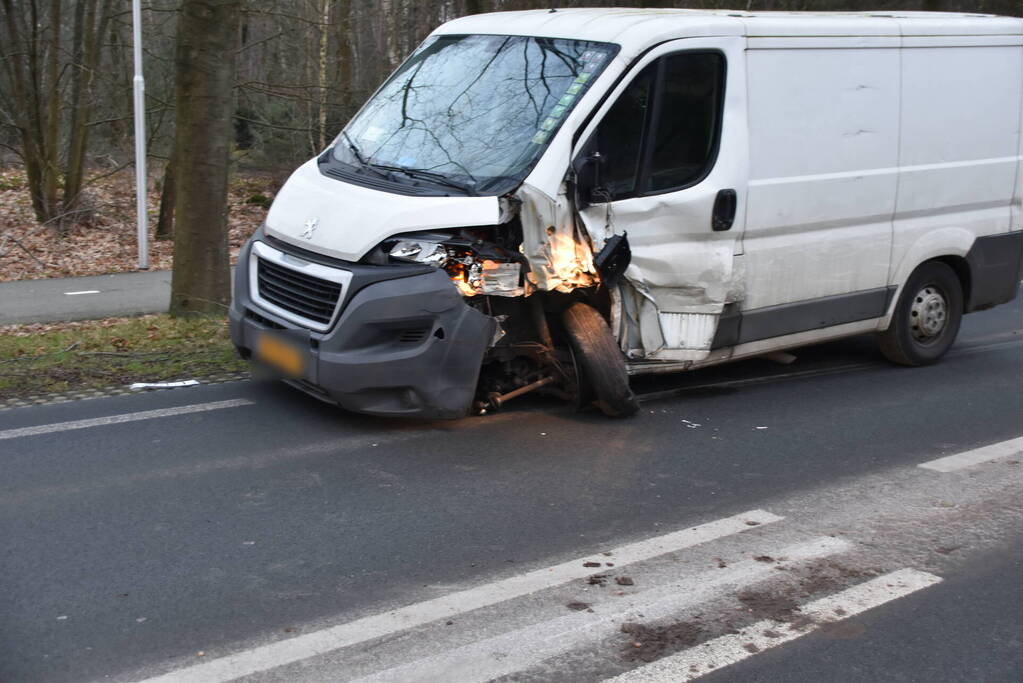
{"left": 132, "top": 0, "right": 149, "bottom": 269}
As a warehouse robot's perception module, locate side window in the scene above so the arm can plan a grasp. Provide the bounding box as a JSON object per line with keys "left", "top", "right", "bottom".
{"left": 592, "top": 63, "right": 656, "bottom": 199}
{"left": 645, "top": 52, "right": 725, "bottom": 193}
{"left": 584, "top": 51, "right": 725, "bottom": 201}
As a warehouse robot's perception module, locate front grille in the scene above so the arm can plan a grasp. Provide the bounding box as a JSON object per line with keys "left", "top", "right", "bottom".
{"left": 256, "top": 257, "right": 342, "bottom": 326}
{"left": 244, "top": 307, "right": 285, "bottom": 330}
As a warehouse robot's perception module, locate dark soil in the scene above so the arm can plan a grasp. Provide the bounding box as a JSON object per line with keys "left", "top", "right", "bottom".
{"left": 737, "top": 589, "right": 802, "bottom": 622}
{"left": 620, "top": 621, "right": 705, "bottom": 662}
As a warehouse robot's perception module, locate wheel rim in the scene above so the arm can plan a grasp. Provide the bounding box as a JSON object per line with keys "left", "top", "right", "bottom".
{"left": 909, "top": 284, "right": 948, "bottom": 343}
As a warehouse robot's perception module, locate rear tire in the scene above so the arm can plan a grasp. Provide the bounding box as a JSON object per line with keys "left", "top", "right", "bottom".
{"left": 878, "top": 261, "right": 963, "bottom": 366}
{"left": 562, "top": 302, "right": 639, "bottom": 417}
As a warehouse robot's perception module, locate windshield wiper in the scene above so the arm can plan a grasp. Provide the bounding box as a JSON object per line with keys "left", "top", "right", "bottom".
{"left": 338, "top": 132, "right": 395, "bottom": 181}
{"left": 337, "top": 134, "right": 478, "bottom": 196}
{"left": 371, "top": 163, "right": 479, "bottom": 197}
{"left": 340, "top": 131, "right": 369, "bottom": 166}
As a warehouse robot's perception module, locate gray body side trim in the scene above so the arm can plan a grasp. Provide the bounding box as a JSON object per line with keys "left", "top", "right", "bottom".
{"left": 964, "top": 230, "right": 1023, "bottom": 312}
{"left": 712, "top": 287, "right": 896, "bottom": 349}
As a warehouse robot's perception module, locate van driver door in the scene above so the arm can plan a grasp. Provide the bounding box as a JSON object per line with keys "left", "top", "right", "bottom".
{"left": 573, "top": 36, "right": 748, "bottom": 362}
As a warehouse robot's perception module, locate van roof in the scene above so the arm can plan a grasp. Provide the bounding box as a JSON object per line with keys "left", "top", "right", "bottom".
{"left": 434, "top": 9, "right": 1023, "bottom": 54}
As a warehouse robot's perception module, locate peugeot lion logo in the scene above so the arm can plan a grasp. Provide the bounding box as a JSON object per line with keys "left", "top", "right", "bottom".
{"left": 298, "top": 218, "right": 317, "bottom": 242}
{"left": 301, "top": 217, "right": 319, "bottom": 240}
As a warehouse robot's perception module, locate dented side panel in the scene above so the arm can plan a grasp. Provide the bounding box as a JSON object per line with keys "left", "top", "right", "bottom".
{"left": 570, "top": 36, "right": 750, "bottom": 361}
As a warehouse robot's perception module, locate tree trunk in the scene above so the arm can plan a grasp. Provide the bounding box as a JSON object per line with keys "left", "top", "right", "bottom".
{"left": 63, "top": 0, "right": 109, "bottom": 219}
{"left": 317, "top": 0, "right": 330, "bottom": 151}
{"left": 42, "top": 0, "right": 61, "bottom": 226}
{"left": 1, "top": 0, "right": 61, "bottom": 224}
{"left": 155, "top": 154, "right": 175, "bottom": 240}
{"left": 169, "top": 0, "right": 241, "bottom": 317}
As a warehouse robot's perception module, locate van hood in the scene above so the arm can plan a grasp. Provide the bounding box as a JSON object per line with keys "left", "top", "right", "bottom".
{"left": 265, "top": 158, "right": 501, "bottom": 262}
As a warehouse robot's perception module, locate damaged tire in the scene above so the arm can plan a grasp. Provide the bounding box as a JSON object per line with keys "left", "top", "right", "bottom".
{"left": 562, "top": 302, "right": 639, "bottom": 418}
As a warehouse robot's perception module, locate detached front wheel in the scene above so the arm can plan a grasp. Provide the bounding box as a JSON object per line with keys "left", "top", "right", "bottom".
{"left": 878, "top": 261, "right": 963, "bottom": 366}
{"left": 562, "top": 302, "right": 639, "bottom": 417}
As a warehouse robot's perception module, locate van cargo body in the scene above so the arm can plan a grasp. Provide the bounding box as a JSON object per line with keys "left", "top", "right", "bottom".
{"left": 229, "top": 9, "right": 1023, "bottom": 418}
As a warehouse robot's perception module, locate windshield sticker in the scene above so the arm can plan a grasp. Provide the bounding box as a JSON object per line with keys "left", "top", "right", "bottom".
{"left": 531, "top": 130, "right": 551, "bottom": 145}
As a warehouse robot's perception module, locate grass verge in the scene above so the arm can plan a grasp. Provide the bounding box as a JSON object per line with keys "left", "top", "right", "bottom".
{"left": 0, "top": 314, "right": 248, "bottom": 401}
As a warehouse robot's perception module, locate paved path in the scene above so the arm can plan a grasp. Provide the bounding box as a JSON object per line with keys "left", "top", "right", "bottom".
{"left": 0, "top": 271, "right": 171, "bottom": 325}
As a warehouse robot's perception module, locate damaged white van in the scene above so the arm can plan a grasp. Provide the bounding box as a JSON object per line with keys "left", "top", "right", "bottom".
{"left": 229, "top": 9, "right": 1023, "bottom": 418}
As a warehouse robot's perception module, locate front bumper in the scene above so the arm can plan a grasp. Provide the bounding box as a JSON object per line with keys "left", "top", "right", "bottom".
{"left": 229, "top": 234, "right": 496, "bottom": 419}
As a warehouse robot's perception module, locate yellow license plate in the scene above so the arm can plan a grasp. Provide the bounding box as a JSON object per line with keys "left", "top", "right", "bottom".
{"left": 255, "top": 333, "right": 305, "bottom": 378}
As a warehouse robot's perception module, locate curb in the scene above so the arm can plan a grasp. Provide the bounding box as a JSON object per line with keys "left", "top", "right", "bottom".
{"left": 0, "top": 371, "right": 251, "bottom": 411}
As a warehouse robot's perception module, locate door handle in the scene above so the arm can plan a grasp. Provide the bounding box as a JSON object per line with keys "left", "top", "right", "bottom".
{"left": 712, "top": 189, "right": 738, "bottom": 232}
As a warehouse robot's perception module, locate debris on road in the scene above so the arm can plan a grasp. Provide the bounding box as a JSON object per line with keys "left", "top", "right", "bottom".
{"left": 130, "top": 380, "right": 200, "bottom": 390}
{"left": 620, "top": 620, "right": 704, "bottom": 662}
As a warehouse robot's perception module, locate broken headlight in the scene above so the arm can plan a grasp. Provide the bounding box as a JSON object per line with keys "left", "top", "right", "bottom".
{"left": 387, "top": 236, "right": 524, "bottom": 298}
{"left": 389, "top": 240, "right": 448, "bottom": 266}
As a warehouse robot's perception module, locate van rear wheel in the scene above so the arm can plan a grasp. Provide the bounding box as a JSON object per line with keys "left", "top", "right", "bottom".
{"left": 878, "top": 261, "right": 963, "bottom": 366}
{"left": 562, "top": 302, "right": 639, "bottom": 417}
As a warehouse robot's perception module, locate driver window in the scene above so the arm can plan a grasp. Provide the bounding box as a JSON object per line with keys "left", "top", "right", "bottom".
{"left": 587, "top": 51, "right": 725, "bottom": 202}
{"left": 592, "top": 63, "right": 656, "bottom": 199}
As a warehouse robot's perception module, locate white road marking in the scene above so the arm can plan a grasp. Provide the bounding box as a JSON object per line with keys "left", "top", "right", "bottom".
{"left": 918, "top": 435, "right": 1023, "bottom": 472}
{"left": 0, "top": 399, "right": 254, "bottom": 441}
{"left": 134, "top": 509, "right": 781, "bottom": 683}
{"left": 352, "top": 537, "right": 851, "bottom": 683}
{"left": 63, "top": 289, "right": 101, "bottom": 295}
{"left": 606, "top": 568, "right": 942, "bottom": 683}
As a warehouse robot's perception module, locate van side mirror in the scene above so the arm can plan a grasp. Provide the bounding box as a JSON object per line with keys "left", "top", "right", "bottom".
{"left": 572, "top": 151, "right": 607, "bottom": 210}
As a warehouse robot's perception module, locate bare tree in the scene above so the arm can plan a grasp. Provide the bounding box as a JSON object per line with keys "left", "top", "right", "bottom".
{"left": 62, "top": 0, "right": 114, "bottom": 217}
{"left": 0, "top": 0, "right": 115, "bottom": 226}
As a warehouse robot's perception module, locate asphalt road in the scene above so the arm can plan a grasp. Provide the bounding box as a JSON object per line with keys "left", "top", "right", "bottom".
{"left": 1, "top": 293, "right": 1021, "bottom": 683}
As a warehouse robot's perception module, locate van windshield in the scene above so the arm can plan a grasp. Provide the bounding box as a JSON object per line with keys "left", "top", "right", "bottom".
{"left": 333, "top": 34, "right": 618, "bottom": 196}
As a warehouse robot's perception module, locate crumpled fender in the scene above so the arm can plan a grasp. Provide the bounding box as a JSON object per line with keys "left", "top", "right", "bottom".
{"left": 516, "top": 181, "right": 597, "bottom": 293}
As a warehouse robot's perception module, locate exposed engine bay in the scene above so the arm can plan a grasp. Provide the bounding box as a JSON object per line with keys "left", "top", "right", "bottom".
{"left": 358, "top": 186, "right": 637, "bottom": 417}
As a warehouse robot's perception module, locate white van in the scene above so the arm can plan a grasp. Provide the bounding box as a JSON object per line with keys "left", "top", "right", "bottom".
{"left": 229, "top": 9, "right": 1023, "bottom": 418}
